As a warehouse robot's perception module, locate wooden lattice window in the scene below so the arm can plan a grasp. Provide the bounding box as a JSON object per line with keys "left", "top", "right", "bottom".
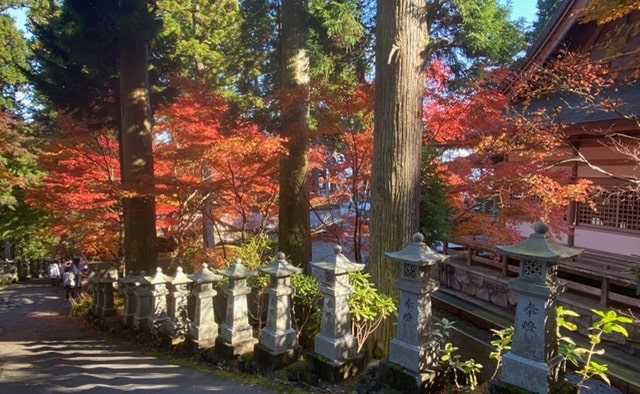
{"left": 577, "top": 190, "right": 640, "bottom": 231}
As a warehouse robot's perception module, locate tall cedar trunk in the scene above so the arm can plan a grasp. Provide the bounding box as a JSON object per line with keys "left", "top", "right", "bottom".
{"left": 119, "top": 33, "right": 157, "bottom": 274}
{"left": 278, "top": 0, "right": 311, "bottom": 271}
{"left": 369, "top": 0, "right": 427, "bottom": 358}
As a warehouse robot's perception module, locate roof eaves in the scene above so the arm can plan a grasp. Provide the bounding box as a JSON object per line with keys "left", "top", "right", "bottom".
{"left": 506, "top": 0, "right": 589, "bottom": 92}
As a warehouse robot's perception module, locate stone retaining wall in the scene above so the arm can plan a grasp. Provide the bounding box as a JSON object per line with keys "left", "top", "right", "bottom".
{"left": 436, "top": 257, "right": 640, "bottom": 357}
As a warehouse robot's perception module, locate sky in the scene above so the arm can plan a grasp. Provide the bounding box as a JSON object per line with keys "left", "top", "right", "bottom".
{"left": 509, "top": 1, "right": 539, "bottom": 23}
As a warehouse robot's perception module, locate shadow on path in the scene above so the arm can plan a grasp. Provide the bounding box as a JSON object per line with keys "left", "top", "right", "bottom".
{"left": 0, "top": 280, "right": 274, "bottom": 393}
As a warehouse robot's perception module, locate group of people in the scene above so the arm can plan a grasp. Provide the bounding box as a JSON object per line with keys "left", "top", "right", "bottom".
{"left": 47, "top": 257, "right": 89, "bottom": 300}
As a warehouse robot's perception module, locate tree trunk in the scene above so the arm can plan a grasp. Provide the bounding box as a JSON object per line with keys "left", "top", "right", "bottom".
{"left": 119, "top": 30, "right": 157, "bottom": 274}
{"left": 202, "top": 165, "right": 216, "bottom": 249}
{"left": 369, "top": 0, "right": 428, "bottom": 358}
{"left": 278, "top": 0, "right": 311, "bottom": 271}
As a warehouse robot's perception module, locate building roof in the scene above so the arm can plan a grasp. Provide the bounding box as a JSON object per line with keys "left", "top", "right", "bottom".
{"left": 512, "top": 0, "right": 640, "bottom": 131}
{"left": 513, "top": 0, "right": 589, "bottom": 80}
{"left": 523, "top": 81, "right": 640, "bottom": 127}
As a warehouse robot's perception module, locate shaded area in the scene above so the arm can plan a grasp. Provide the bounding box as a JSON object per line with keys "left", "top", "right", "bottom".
{"left": 0, "top": 280, "right": 274, "bottom": 393}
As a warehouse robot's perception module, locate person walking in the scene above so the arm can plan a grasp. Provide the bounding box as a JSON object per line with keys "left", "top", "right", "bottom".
{"left": 62, "top": 262, "right": 76, "bottom": 300}
{"left": 48, "top": 260, "right": 61, "bottom": 286}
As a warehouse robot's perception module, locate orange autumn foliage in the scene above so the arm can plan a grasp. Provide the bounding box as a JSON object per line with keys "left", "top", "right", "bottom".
{"left": 154, "top": 79, "right": 284, "bottom": 264}
{"left": 423, "top": 59, "right": 594, "bottom": 245}
{"left": 31, "top": 114, "right": 121, "bottom": 259}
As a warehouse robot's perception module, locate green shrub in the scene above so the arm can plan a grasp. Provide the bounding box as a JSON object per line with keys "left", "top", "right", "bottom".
{"left": 348, "top": 271, "right": 396, "bottom": 353}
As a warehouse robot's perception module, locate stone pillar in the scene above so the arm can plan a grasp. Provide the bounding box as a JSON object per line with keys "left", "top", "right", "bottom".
{"left": 148, "top": 268, "right": 170, "bottom": 332}
{"left": 98, "top": 273, "right": 117, "bottom": 318}
{"left": 166, "top": 267, "right": 192, "bottom": 339}
{"left": 216, "top": 258, "right": 257, "bottom": 359}
{"left": 93, "top": 271, "right": 105, "bottom": 316}
{"left": 88, "top": 271, "right": 100, "bottom": 315}
{"left": 492, "top": 222, "right": 582, "bottom": 394}
{"left": 384, "top": 233, "right": 447, "bottom": 392}
{"left": 188, "top": 263, "right": 221, "bottom": 349}
{"left": 118, "top": 271, "right": 138, "bottom": 327}
{"left": 254, "top": 252, "right": 302, "bottom": 370}
{"left": 133, "top": 271, "right": 152, "bottom": 331}
{"left": 308, "top": 245, "right": 365, "bottom": 382}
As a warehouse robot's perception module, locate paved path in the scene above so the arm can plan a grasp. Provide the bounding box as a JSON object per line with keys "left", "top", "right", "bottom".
{"left": 0, "top": 280, "right": 275, "bottom": 393}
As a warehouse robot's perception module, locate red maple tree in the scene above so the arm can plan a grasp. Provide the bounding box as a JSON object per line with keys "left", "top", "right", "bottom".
{"left": 32, "top": 114, "right": 122, "bottom": 259}
{"left": 154, "top": 79, "right": 284, "bottom": 266}
{"left": 425, "top": 57, "right": 594, "bottom": 244}
{"left": 310, "top": 82, "right": 374, "bottom": 262}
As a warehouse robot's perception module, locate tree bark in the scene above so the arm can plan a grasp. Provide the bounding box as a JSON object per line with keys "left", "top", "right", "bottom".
{"left": 119, "top": 30, "right": 157, "bottom": 274}
{"left": 278, "top": 0, "right": 312, "bottom": 271}
{"left": 369, "top": 0, "right": 428, "bottom": 358}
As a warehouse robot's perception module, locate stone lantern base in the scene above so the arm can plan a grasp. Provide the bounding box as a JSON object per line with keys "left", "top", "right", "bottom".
{"left": 306, "top": 351, "right": 365, "bottom": 383}
{"left": 490, "top": 352, "right": 568, "bottom": 394}
{"left": 488, "top": 379, "right": 577, "bottom": 394}
{"left": 214, "top": 336, "right": 257, "bottom": 360}
{"left": 254, "top": 343, "right": 301, "bottom": 371}
{"left": 187, "top": 337, "right": 216, "bottom": 351}
{"left": 378, "top": 360, "right": 438, "bottom": 394}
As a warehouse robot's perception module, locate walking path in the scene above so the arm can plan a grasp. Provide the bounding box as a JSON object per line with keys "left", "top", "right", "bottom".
{"left": 0, "top": 280, "right": 275, "bottom": 393}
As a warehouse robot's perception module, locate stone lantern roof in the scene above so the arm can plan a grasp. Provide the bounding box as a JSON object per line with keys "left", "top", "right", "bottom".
{"left": 120, "top": 271, "right": 137, "bottom": 285}
{"left": 170, "top": 266, "right": 192, "bottom": 285}
{"left": 219, "top": 258, "right": 256, "bottom": 278}
{"left": 496, "top": 222, "right": 582, "bottom": 262}
{"left": 149, "top": 267, "right": 171, "bottom": 284}
{"left": 311, "top": 245, "right": 365, "bottom": 273}
{"left": 384, "top": 233, "right": 448, "bottom": 266}
{"left": 135, "top": 271, "right": 152, "bottom": 286}
{"left": 189, "top": 263, "right": 222, "bottom": 283}
{"left": 259, "top": 252, "right": 302, "bottom": 277}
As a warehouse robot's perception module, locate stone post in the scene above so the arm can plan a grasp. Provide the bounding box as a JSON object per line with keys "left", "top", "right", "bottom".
{"left": 166, "top": 267, "right": 192, "bottom": 340}
{"left": 93, "top": 271, "right": 105, "bottom": 316}
{"left": 133, "top": 271, "right": 152, "bottom": 331}
{"left": 215, "top": 258, "right": 257, "bottom": 359}
{"left": 383, "top": 233, "right": 448, "bottom": 392}
{"left": 148, "top": 267, "right": 171, "bottom": 332}
{"left": 254, "top": 252, "right": 302, "bottom": 370}
{"left": 118, "top": 271, "right": 138, "bottom": 327}
{"left": 308, "top": 245, "right": 365, "bottom": 382}
{"left": 98, "top": 272, "right": 117, "bottom": 318}
{"left": 88, "top": 271, "right": 99, "bottom": 315}
{"left": 188, "top": 263, "right": 221, "bottom": 349}
{"left": 491, "top": 222, "right": 582, "bottom": 394}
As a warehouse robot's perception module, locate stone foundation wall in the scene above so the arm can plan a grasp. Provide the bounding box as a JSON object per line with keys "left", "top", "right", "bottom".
{"left": 436, "top": 258, "right": 640, "bottom": 357}
{"left": 436, "top": 260, "right": 516, "bottom": 311}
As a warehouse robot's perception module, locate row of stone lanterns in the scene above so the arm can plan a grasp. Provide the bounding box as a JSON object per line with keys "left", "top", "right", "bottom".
{"left": 88, "top": 221, "right": 576, "bottom": 393}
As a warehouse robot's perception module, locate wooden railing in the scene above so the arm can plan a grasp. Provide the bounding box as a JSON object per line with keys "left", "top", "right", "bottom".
{"left": 444, "top": 236, "right": 639, "bottom": 310}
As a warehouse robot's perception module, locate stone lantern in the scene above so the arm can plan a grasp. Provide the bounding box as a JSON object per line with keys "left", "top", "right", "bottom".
{"left": 148, "top": 267, "right": 171, "bottom": 332}
{"left": 308, "top": 245, "right": 365, "bottom": 382}
{"left": 166, "top": 267, "right": 192, "bottom": 339}
{"left": 255, "top": 252, "right": 302, "bottom": 369}
{"left": 188, "top": 263, "right": 222, "bottom": 349}
{"left": 97, "top": 271, "right": 117, "bottom": 319}
{"left": 216, "top": 258, "right": 257, "bottom": 358}
{"left": 88, "top": 271, "right": 100, "bottom": 315}
{"left": 493, "top": 221, "right": 582, "bottom": 394}
{"left": 118, "top": 271, "right": 138, "bottom": 327}
{"left": 384, "top": 232, "right": 447, "bottom": 388}
{"left": 312, "top": 246, "right": 364, "bottom": 361}
{"left": 133, "top": 271, "right": 152, "bottom": 331}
